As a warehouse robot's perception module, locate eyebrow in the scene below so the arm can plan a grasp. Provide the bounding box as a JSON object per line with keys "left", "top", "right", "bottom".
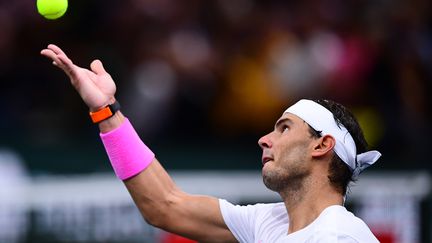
{"left": 274, "top": 117, "right": 293, "bottom": 130}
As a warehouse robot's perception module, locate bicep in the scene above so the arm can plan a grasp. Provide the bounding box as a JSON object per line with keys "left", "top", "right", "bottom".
{"left": 124, "top": 160, "right": 237, "bottom": 243}
{"left": 166, "top": 193, "right": 238, "bottom": 243}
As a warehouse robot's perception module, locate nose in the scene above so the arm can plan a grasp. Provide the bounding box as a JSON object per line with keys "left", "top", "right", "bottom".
{"left": 258, "top": 133, "right": 272, "bottom": 149}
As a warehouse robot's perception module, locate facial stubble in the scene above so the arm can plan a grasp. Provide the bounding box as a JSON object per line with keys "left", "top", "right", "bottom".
{"left": 262, "top": 144, "right": 311, "bottom": 194}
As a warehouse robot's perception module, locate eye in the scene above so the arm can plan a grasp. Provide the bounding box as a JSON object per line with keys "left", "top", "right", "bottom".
{"left": 281, "top": 125, "right": 289, "bottom": 133}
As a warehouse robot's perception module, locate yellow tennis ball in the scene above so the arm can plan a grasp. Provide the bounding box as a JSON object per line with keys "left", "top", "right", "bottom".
{"left": 37, "top": 0, "right": 68, "bottom": 20}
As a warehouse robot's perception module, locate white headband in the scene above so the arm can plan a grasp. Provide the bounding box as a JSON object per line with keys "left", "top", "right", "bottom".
{"left": 285, "top": 99, "right": 381, "bottom": 178}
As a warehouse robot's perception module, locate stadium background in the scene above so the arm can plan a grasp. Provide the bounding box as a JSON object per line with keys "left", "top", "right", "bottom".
{"left": 0, "top": 0, "right": 431, "bottom": 242}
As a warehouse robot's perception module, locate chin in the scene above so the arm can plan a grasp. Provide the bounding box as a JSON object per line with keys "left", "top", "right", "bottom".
{"left": 262, "top": 163, "right": 309, "bottom": 193}
{"left": 261, "top": 166, "right": 281, "bottom": 192}
{"left": 261, "top": 163, "right": 272, "bottom": 179}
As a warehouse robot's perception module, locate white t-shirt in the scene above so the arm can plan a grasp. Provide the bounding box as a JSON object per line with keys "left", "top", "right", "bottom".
{"left": 219, "top": 199, "right": 379, "bottom": 243}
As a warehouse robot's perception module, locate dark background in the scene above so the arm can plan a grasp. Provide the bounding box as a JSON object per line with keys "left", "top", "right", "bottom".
{"left": 0, "top": 0, "right": 431, "bottom": 175}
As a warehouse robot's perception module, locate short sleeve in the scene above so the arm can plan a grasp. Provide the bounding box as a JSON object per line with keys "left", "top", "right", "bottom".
{"left": 219, "top": 199, "right": 258, "bottom": 243}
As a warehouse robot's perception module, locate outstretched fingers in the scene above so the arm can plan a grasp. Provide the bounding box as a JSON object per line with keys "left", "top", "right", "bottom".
{"left": 41, "top": 44, "right": 81, "bottom": 80}
{"left": 41, "top": 44, "right": 67, "bottom": 64}
{"left": 57, "top": 54, "right": 78, "bottom": 77}
{"left": 47, "top": 44, "right": 67, "bottom": 56}
{"left": 40, "top": 49, "right": 63, "bottom": 66}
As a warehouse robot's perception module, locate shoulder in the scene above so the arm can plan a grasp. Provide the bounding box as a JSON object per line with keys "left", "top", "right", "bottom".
{"left": 219, "top": 199, "right": 288, "bottom": 242}
{"left": 312, "top": 206, "right": 379, "bottom": 242}
{"left": 219, "top": 199, "right": 286, "bottom": 218}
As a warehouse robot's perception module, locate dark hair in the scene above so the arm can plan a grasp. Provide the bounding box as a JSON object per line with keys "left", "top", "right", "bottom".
{"left": 308, "top": 99, "right": 368, "bottom": 195}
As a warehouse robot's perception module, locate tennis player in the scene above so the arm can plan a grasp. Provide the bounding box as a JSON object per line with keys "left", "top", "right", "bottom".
{"left": 41, "top": 44, "right": 381, "bottom": 242}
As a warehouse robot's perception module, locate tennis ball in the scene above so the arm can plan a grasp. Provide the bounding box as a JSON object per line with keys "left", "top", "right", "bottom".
{"left": 37, "top": 0, "right": 68, "bottom": 20}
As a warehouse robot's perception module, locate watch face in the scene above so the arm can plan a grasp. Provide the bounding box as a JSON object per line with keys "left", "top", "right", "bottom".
{"left": 89, "top": 101, "right": 120, "bottom": 123}
{"left": 90, "top": 107, "right": 113, "bottom": 123}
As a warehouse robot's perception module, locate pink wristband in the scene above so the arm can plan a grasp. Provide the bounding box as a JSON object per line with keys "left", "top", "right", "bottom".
{"left": 100, "top": 118, "right": 155, "bottom": 180}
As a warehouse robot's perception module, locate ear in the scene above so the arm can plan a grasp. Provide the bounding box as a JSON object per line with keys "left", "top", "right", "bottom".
{"left": 311, "top": 135, "right": 336, "bottom": 158}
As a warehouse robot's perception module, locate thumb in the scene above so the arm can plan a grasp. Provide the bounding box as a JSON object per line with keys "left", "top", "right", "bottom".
{"left": 90, "top": 59, "right": 107, "bottom": 75}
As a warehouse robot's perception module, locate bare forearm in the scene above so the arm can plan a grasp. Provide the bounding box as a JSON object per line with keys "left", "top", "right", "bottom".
{"left": 98, "top": 112, "right": 179, "bottom": 224}
{"left": 126, "top": 166, "right": 236, "bottom": 243}
{"left": 99, "top": 115, "right": 235, "bottom": 241}
{"left": 98, "top": 112, "right": 204, "bottom": 230}
{"left": 123, "top": 158, "right": 180, "bottom": 226}
{"left": 100, "top": 118, "right": 235, "bottom": 241}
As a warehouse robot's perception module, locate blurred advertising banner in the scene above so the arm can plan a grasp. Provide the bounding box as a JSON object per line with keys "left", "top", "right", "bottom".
{"left": 0, "top": 149, "right": 430, "bottom": 242}
{"left": 351, "top": 172, "right": 430, "bottom": 243}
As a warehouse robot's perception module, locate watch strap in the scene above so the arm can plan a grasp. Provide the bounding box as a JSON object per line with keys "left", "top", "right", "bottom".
{"left": 89, "top": 101, "right": 121, "bottom": 123}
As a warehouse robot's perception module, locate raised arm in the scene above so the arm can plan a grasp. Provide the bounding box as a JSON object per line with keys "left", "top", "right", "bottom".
{"left": 41, "top": 44, "right": 237, "bottom": 243}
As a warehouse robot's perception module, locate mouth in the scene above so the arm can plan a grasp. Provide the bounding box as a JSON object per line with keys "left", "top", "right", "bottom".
{"left": 262, "top": 157, "right": 273, "bottom": 165}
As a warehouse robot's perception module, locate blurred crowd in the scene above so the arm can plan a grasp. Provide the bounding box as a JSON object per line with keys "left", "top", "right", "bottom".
{"left": 0, "top": 0, "right": 431, "bottom": 172}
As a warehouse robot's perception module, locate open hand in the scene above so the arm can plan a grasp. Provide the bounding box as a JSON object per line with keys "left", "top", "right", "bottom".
{"left": 41, "top": 44, "right": 116, "bottom": 111}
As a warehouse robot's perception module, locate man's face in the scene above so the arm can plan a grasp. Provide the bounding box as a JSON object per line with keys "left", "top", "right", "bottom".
{"left": 258, "top": 113, "right": 316, "bottom": 192}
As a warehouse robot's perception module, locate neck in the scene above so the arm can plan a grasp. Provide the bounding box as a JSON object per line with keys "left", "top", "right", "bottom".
{"left": 280, "top": 176, "right": 344, "bottom": 234}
